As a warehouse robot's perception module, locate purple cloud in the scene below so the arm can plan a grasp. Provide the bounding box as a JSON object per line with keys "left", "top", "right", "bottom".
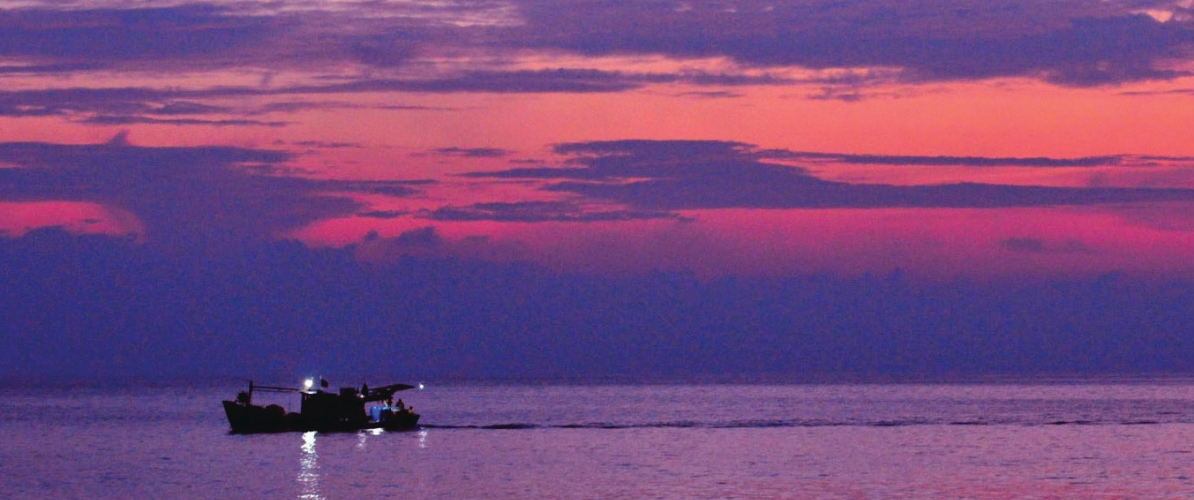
{"left": 9, "top": 0, "right": 1185, "bottom": 91}
{"left": 758, "top": 150, "right": 1131, "bottom": 168}
{"left": 464, "top": 140, "right": 1194, "bottom": 211}
{"left": 0, "top": 138, "right": 427, "bottom": 251}
{"left": 510, "top": 1, "right": 1194, "bottom": 86}
{"left": 0, "top": 6, "right": 282, "bottom": 69}
{"left": 81, "top": 115, "right": 288, "bottom": 127}
{"left": 0, "top": 67, "right": 788, "bottom": 127}
{"left": 425, "top": 201, "right": 686, "bottom": 223}
{"left": 356, "top": 210, "right": 409, "bottom": 219}
{"left": 433, "top": 147, "right": 511, "bottom": 158}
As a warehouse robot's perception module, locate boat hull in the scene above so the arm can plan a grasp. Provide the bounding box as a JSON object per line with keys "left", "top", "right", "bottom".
{"left": 380, "top": 410, "right": 421, "bottom": 431}
{"left": 223, "top": 400, "right": 420, "bottom": 434}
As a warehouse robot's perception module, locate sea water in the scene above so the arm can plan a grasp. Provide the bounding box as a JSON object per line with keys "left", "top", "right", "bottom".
{"left": 4, "top": 380, "right": 1194, "bottom": 499}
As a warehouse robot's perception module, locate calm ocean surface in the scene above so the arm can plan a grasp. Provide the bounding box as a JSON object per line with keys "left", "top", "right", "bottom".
{"left": 5, "top": 380, "right": 1194, "bottom": 499}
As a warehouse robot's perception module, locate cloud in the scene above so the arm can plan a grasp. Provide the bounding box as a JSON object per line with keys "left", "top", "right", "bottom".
{"left": 350, "top": 226, "right": 531, "bottom": 264}
{"left": 510, "top": 0, "right": 1194, "bottom": 86}
{"left": 81, "top": 115, "right": 289, "bottom": 127}
{"left": 433, "top": 147, "right": 510, "bottom": 158}
{"left": 0, "top": 5, "right": 284, "bottom": 70}
{"left": 0, "top": 62, "right": 103, "bottom": 74}
{"left": 5, "top": 1, "right": 1194, "bottom": 92}
{"left": 392, "top": 226, "right": 442, "bottom": 246}
{"left": 0, "top": 5, "right": 792, "bottom": 89}
{"left": 356, "top": 210, "right": 409, "bottom": 219}
{"left": 302, "top": 69, "right": 789, "bottom": 94}
{"left": 289, "top": 140, "right": 365, "bottom": 149}
{"left": 0, "top": 86, "right": 422, "bottom": 125}
{"left": 760, "top": 150, "right": 1133, "bottom": 168}
{"left": 0, "top": 4, "right": 460, "bottom": 73}
{"left": 0, "top": 87, "right": 194, "bottom": 118}
{"left": 0, "top": 87, "right": 267, "bottom": 126}
{"left": 465, "top": 140, "right": 1194, "bottom": 210}
{"left": 0, "top": 137, "right": 426, "bottom": 251}
{"left": 1001, "top": 237, "right": 1095, "bottom": 254}
{"left": 424, "top": 200, "right": 686, "bottom": 223}
{"left": 675, "top": 90, "right": 743, "bottom": 99}
{"left": 0, "top": 67, "right": 790, "bottom": 127}
{"left": 256, "top": 101, "right": 448, "bottom": 114}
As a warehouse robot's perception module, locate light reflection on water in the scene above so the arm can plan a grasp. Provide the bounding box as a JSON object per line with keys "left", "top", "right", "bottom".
{"left": 356, "top": 429, "right": 368, "bottom": 450}
{"left": 298, "top": 431, "right": 321, "bottom": 500}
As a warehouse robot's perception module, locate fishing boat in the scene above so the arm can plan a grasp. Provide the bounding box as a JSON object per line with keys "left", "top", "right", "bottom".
{"left": 223, "top": 378, "right": 420, "bottom": 433}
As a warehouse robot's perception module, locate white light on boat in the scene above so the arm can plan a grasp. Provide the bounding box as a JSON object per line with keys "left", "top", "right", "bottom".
{"left": 304, "top": 378, "right": 314, "bottom": 390}
{"left": 418, "top": 383, "right": 425, "bottom": 390}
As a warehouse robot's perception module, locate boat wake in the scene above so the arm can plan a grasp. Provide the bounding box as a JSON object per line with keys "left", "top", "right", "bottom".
{"left": 421, "top": 418, "right": 1175, "bottom": 430}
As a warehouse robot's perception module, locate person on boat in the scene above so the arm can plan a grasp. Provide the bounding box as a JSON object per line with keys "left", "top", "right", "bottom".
{"left": 397, "top": 399, "right": 406, "bottom": 411}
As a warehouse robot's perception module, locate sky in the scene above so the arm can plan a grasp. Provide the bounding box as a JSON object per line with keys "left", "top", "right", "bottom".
{"left": 4, "top": 0, "right": 1194, "bottom": 381}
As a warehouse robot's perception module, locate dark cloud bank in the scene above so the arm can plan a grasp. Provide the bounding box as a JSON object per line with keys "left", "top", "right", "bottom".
{"left": 3, "top": 228, "right": 1194, "bottom": 382}
{"left": 513, "top": 0, "right": 1194, "bottom": 86}
{"left": 6, "top": 1, "right": 1194, "bottom": 89}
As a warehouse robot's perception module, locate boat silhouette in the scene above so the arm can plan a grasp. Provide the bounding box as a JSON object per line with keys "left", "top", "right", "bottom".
{"left": 223, "top": 379, "right": 420, "bottom": 433}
